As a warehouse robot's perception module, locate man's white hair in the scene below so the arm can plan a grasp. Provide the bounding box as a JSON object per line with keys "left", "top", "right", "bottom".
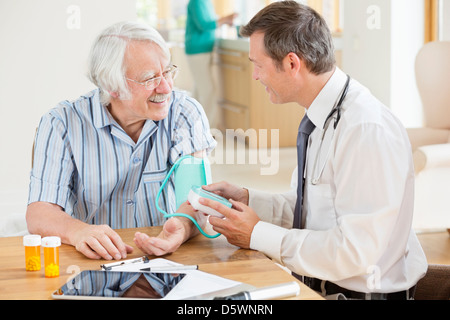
{"left": 87, "top": 21, "right": 171, "bottom": 106}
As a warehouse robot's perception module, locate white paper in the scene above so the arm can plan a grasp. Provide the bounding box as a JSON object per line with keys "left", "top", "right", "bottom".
{"left": 105, "top": 257, "right": 243, "bottom": 300}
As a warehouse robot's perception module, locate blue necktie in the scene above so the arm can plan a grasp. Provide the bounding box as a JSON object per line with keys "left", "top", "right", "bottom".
{"left": 293, "top": 114, "right": 316, "bottom": 229}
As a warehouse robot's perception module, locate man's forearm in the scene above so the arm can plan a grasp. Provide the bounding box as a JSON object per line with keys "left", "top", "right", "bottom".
{"left": 181, "top": 211, "right": 207, "bottom": 241}
{"left": 26, "top": 202, "right": 86, "bottom": 245}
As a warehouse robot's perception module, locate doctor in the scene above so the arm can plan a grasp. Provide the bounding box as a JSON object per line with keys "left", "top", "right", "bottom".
{"left": 200, "top": 1, "right": 427, "bottom": 300}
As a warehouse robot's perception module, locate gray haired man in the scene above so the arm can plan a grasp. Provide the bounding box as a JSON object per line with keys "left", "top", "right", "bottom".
{"left": 27, "top": 21, "right": 216, "bottom": 260}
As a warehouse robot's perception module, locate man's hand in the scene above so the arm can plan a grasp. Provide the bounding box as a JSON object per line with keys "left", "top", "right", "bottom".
{"left": 202, "top": 181, "right": 249, "bottom": 205}
{"left": 134, "top": 218, "right": 187, "bottom": 256}
{"left": 26, "top": 202, "right": 133, "bottom": 261}
{"left": 71, "top": 224, "right": 134, "bottom": 260}
{"left": 200, "top": 197, "right": 260, "bottom": 249}
{"left": 133, "top": 201, "right": 205, "bottom": 256}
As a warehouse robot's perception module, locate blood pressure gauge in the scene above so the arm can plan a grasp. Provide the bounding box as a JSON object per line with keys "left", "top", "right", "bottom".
{"left": 188, "top": 186, "right": 232, "bottom": 218}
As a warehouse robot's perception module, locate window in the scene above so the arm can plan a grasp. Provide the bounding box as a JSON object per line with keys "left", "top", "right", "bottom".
{"left": 213, "top": 0, "right": 342, "bottom": 34}
{"left": 302, "top": 0, "right": 343, "bottom": 34}
{"left": 136, "top": 0, "right": 343, "bottom": 39}
{"left": 137, "top": 0, "right": 158, "bottom": 28}
{"left": 137, "top": 0, "right": 189, "bottom": 30}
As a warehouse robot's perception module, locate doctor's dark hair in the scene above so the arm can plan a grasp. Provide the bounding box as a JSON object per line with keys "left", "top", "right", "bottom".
{"left": 240, "top": 1, "right": 335, "bottom": 74}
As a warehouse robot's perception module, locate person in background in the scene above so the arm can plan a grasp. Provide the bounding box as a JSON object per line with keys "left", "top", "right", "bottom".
{"left": 185, "top": 0, "right": 237, "bottom": 129}
{"left": 26, "top": 21, "right": 216, "bottom": 261}
{"left": 199, "top": 1, "right": 427, "bottom": 300}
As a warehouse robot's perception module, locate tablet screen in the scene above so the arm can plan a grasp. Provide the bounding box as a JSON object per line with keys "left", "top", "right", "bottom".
{"left": 53, "top": 270, "right": 186, "bottom": 299}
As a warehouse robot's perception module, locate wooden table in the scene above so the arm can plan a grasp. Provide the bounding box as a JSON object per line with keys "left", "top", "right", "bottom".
{"left": 0, "top": 227, "right": 323, "bottom": 300}
{"left": 417, "top": 231, "right": 450, "bottom": 265}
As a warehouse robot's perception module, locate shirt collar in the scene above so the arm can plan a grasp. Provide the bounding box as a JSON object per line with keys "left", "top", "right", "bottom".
{"left": 92, "top": 88, "right": 160, "bottom": 131}
{"left": 91, "top": 89, "right": 113, "bottom": 129}
{"left": 91, "top": 88, "right": 159, "bottom": 145}
{"left": 307, "top": 67, "right": 349, "bottom": 131}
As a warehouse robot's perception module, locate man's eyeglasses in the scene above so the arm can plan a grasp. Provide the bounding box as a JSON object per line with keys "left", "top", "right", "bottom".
{"left": 127, "top": 65, "right": 178, "bottom": 90}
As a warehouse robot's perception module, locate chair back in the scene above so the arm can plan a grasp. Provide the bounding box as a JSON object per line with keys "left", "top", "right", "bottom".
{"left": 415, "top": 41, "right": 450, "bottom": 130}
{"left": 414, "top": 264, "right": 450, "bottom": 300}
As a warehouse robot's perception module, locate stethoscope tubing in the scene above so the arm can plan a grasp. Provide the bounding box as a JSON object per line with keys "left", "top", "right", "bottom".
{"left": 310, "top": 75, "right": 350, "bottom": 185}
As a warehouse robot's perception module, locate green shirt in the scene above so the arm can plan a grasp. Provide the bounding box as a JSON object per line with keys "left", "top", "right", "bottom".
{"left": 185, "top": 0, "right": 217, "bottom": 55}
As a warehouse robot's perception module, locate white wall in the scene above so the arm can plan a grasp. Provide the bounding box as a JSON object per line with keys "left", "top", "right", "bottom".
{"left": 390, "top": 0, "right": 424, "bottom": 127}
{"left": 342, "top": 0, "right": 392, "bottom": 107}
{"left": 0, "top": 0, "right": 137, "bottom": 235}
{"left": 441, "top": 0, "right": 450, "bottom": 40}
{"left": 342, "top": 0, "right": 424, "bottom": 127}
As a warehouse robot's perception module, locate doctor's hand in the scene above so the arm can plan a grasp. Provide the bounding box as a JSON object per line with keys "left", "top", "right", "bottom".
{"left": 133, "top": 202, "right": 205, "bottom": 256}
{"left": 200, "top": 197, "right": 260, "bottom": 249}
{"left": 202, "top": 181, "right": 249, "bottom": 205}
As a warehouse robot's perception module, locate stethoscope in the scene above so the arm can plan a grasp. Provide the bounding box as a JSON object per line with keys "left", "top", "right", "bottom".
{"left": 310, "top": 74, "right": 350, "bottom": 185}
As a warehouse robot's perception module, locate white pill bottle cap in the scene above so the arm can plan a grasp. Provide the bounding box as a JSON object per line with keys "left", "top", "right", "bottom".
{"left": 42, "top": 236, "right": 61, "bottom": 248}
{"left": 23, "top": 235, "right": 42, "bottom": 247}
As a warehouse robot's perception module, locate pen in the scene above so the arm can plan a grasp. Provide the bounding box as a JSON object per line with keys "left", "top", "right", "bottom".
{"left": 140, "top": 265, "right": 199, "bottom": 272}
{"left": 101, "top": 256, "right": 149, "bottom": 270}
{"left": 213, "top": 282, "right": 300, "bottom": 300}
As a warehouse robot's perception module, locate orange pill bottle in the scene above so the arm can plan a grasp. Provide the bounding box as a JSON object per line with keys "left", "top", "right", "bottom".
{"left": 42, "top": 236, "right": 61, "bottom": 278}
{"left": 23, "top": 235, "right": 41, "bottom": 271}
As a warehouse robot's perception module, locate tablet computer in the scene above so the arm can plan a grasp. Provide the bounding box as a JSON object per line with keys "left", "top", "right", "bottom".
{"left": 52, "top": 270, "right": 186, "bottom": 300}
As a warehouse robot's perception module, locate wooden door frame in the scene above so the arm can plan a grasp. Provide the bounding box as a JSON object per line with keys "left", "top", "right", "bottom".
{"left": 425, "top": 0, "right": 439, "bottom": 43}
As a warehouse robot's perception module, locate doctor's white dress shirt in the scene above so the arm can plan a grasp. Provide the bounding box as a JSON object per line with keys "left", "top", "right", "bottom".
{"left": 249, "top": 67, "right": 427, "bottom": 293}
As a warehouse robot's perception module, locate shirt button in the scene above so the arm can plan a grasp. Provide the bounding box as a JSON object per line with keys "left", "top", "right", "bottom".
{"left": 126, "top": 200, "right": 134, "bottom": 206}
{"left": 133, "top": 157, "right": 141, "bottom": 164}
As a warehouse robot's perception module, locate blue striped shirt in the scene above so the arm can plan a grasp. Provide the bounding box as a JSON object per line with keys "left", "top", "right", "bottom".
{"left": 28, "top": 89, "right": 216, "bottom": 229}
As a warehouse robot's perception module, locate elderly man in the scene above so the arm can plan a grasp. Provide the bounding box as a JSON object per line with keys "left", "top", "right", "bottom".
{"left": 27, "top": 21, "right": 216, "bottom": 261}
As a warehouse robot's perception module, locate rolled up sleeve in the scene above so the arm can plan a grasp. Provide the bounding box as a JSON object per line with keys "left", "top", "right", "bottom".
{"left": 28, "top": 112, "right": 74, "bottom": 210}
